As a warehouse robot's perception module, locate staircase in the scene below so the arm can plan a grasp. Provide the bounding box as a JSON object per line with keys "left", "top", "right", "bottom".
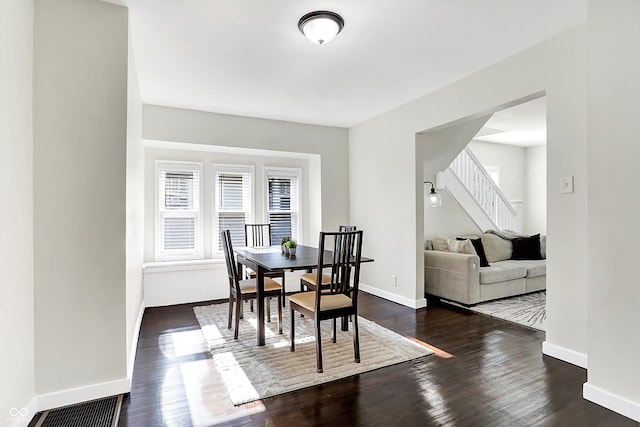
{"left": 438, "top": 147, "right": 521, "bottom": 232}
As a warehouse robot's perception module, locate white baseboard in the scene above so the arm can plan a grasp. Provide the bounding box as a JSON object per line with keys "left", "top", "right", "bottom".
{"left": 36, "top": 378, "right": 130, "bottom": 412}
{"left": 359, "top": 283, "right": 427, "bottom": 309}
{"left": 35, "top": 300, "right": 146, "bottom": 413}
{"left": 542, "top": 341, "right": 588, "bottom": 369}
{"left": 584, "top": 382, "right": 640, "bottom": 422}
{"left": 128, "top": 299, "right": 145, "bottom": 379}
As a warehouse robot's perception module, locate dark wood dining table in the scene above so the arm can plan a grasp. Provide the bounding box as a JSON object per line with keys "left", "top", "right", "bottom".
{"left": 234, "top": 244, "right": 373, "bottom": 346}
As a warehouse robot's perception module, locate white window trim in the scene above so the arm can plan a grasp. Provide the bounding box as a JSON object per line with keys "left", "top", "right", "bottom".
{"left": 212, "top": 164, "right": 255, "bottom": 257}
{"left": 264, "top": 166, "right": 302, "bottom": 243}
{"left": 155, "top": 160, "right": 204, "bottom": 261}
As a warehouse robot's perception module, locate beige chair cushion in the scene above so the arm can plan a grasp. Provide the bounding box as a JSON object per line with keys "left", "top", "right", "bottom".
{"left": 289, "top": 291, "right": 352, "bottom": 312}
{"left": 301, "top": 273, "right": 332, "bottom": 286}
{"left": 238, "top": 277, "right": 281, "bottom": 294}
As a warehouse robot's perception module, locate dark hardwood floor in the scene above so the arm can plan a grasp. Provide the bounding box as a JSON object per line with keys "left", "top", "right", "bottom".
{"left": 117, "top": 293, "right": 638, "bottom": 427}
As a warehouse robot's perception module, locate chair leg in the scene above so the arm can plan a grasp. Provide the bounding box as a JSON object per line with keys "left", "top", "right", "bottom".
{"left": 290, "top": 308, "right": 295, "bottom": 351}
{"left": 299, "top": 278, "right": 305, "bottom": 318}
{"left": 250, "top": 298, "right": 254, "bottom": 313}
{"left": 227, "top": 295, "right": 234, "bottom": 330}
{"left": 331, "top": 318, "right": 337, "bottom": 343}
{"left": 353, "top": 314, "right": 360, "bottom": 363}
{"left": 267, "top": 297, "right": 271, "bottom": 322}
{"left": 234, "top": 297, "right": 242, "bottom": 339}
{"left": 315, "top": 317, "right": 323, "bottom": 373}
{"left": 281, "top": 274, "right": 286, "bottom": 307}
{"left": 277, "top": 294, "right": 283, "bottom": 334}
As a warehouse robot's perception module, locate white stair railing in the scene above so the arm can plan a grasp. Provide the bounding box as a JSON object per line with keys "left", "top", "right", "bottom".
{"left": 449, "top": 147, "right": 518, "bottom": 231}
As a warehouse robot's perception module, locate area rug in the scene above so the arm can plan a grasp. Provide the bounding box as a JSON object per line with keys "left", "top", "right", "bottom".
{"left": 468, "top": 291, "right": 546, "bottom": 331}
{"left": 193, "top": 302, "right": 433, "bottom": 406}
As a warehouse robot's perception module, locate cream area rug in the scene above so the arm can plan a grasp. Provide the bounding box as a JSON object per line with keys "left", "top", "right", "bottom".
{"left": 468, "top": 291, "right": 546, "bottom": 331}
{"left": 193, "top": 301, "right": 433, "bottom": 406}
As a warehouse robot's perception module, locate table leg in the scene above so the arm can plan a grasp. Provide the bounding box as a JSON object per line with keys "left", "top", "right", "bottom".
{"left": 256, "top": 266, "right": 265, "bottom": 346}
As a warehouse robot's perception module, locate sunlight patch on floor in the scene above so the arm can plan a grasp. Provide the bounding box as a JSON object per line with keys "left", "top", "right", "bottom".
{"left": 406, "top": 337, "right": 454, "bottom": 359}
{"left": 213, "top": 351, "right": 260, "bottom": 403}
{"left": 159, "top": 329, "right": 208, "bottom": 359}
{"left": 179, "top": 358, "right": 266, "bottom": 426}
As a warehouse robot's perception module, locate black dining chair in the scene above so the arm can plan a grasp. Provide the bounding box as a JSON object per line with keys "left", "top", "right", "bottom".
{"left": 299, "top": 225, "right": 356, "bottom": 293}
{"left": 221, "top": 229, "right": 283, "bottom": 339}
{"left": 244, "top": 223, "right": 287, "bottom": 308}
{"left": 289, "top": 229, "right": 364, "bottom": 373}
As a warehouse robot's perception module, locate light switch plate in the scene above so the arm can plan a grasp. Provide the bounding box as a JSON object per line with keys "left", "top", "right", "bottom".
{"left": 561, "top": 176, "right": 574, "bottom": 194}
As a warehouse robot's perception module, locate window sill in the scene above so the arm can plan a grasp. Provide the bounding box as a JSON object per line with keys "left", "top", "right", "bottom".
{"left": 143, "top": 258, "right": 225, "bottom": 274}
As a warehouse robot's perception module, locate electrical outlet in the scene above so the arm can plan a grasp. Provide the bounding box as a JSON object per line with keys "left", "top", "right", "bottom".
{"left": 392, "top": 274, "right": 398, "bottom": 287}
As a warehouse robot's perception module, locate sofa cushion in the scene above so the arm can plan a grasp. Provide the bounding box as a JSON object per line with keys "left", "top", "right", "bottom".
{"left": 431, "top": 236, "right": 450, "bottom": 252}
{"left": 511, "top": 260, "right": 546, "bottom": 278}
{"left": 480, "top": 233, "right": 512, "bottom": 262}
{"left": 511, "top": 234, "right": 543, "bottom": 260}
{"left": 479, "top": 261, "right": 527, "bottom": 284}
{"left": 447, "top": 238, "right": 474, "bottom": 254}
{"left": 459, "top": 237, "right": 490, "bottom": 267}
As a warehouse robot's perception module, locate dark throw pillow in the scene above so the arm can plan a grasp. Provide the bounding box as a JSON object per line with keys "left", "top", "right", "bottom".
{"left": 458, "top": 237, "right": 490, "bottom": 267}
{"left": 511, "top": 234, "right": 543, "bottom": 260}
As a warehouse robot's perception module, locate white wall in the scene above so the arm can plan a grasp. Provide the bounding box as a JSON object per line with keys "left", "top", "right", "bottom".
{"left": 143, "top": 105, "right": 350, "bottom": 241}
{"left": 125, "top": 21, "right": 145, "bottom": 379}
{"left": 419, "top": 116, "right": 490, "bottom": 244}
{"left": 0, "top": 0, "right": 36, "bottom": 424}
{"left": 524, "top": 145, "right": 547, "bottom": 234}
{"left": 467, "top": 140, "right": 547, "bottom": 235}
{"left": 33, "top": 0, "right": 129, "bottom": 406}
{"left": 584, "top": 1, "right": 640, "bottom": 421}
{"left": 424, "top": 190, "right": 481, "bottom": 242}
{"left": 468, "top": 140, "right": 525, "bottom": 202}
{"left": 350, "top": 24, "right": 588, "bottom": 362}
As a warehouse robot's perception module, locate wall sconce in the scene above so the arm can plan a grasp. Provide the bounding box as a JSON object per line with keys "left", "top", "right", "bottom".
{"left": 424, "top": 181, "right": 442, "bottom": 208}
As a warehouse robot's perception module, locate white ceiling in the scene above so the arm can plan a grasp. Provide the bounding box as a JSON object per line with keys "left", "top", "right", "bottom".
{"left": 119, "top": 0, "right": 586, "bottom": 128}
{"left": 474, "top": 96, "right": 547, "bottom": 147}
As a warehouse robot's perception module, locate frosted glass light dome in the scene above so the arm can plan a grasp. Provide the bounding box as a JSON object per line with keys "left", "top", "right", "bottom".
{"left": 298, "top": 11, "right": 344, "bottom": 45}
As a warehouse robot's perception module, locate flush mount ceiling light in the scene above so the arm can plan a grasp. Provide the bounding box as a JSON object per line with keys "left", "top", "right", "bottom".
{"left": 298, "top": 11, "right": 344, "bottom": 45}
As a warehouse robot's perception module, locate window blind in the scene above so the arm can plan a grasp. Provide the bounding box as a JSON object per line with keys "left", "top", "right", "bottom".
{"left": 163, "top": 217, "right": 195, "bottom": 249}
{"left": 267, "top": 171, "right": 299, "bottom": 245}
{"left": 215, "top": 167, "right": 253, "bottom": 251}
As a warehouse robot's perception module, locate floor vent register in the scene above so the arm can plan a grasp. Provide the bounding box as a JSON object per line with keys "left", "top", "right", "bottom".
{"left": 34, "top": 394, "right": 122, "bottom": 427}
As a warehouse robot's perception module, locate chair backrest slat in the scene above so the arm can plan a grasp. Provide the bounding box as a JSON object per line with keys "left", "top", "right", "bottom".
{"left": 245, "top": 223, "right": 272, "bottom": 247}
{"left": 315, "top": 230, "right": 363, "bottom": 309}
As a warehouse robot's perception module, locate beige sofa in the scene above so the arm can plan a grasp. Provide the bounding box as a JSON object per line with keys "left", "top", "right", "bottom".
{"left": 424, "top": 231, "right": 546, "bottom": 306}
